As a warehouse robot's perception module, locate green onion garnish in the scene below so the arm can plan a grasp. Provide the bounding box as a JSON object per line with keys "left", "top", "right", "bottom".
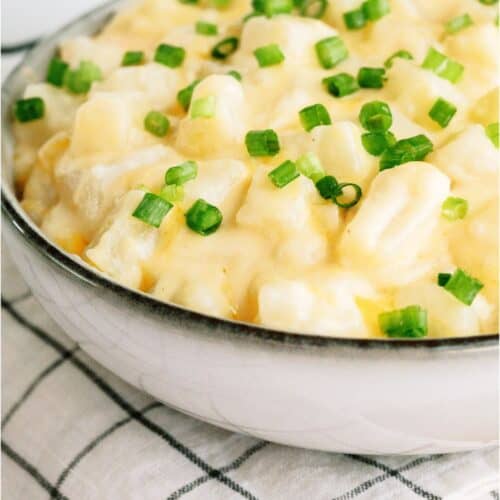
{"left": 332, "top": 182, "right": 362, "bottom": 208}
{"left": 322, "top": 73, "right": 359, "bottom": 97}
{"left": 379, "top": 134, "right": 433, "bottom": 170}
{"left": 384, "top": 49, "right": 413, "bottom": 68}
{"left": 478, "top": 0, "right": 498, "bottom": 4}
{"left": 268, "top": 160, "right": 300, "bottom": 188}
{"left": 343, "top": 8, "right": 366, "bottom": 29}
{"left": 315, "top": 36, "right": 349, "bottom": 69}
{"left": 227, "top": 70, "right": 242, "bottom": 80}
{"left": 122, "top": 51, "right": 145, "bottom": 66}
{"left": 254, "top": 44, "right": 285, "bottom": 67}
{"left": 46, "top": 58, "right": 69, "bottom": 87}
{"left": 245, "top": 129, "right": 280, "bottom": 156}
{"left": 185, "top": 199, "right": 223, "bottom": 235}
{"left": 64, "top": 60, "right": 102, "bottom": 94}
{"left": 132, "top": 193, "right": 173, "bottom": 228}
{"left": 14, "top": 97, "right": 45, "bottom": 123}
{"left": 361, "top": 131, "right": 396, "bottom": 156}
{"left": 299, "top": 0, "right": 327, "bottom": 18}
{"left": 442, "top": 268, "right": 483, "bottom": 305}
{"left": 421, "top": 47, "right": 464, "bottom": 83}
{"left": 299, "top": 104, "right": 331, "bottom": 132}
{"left": 362, "top": 0, "right": 390, "bottom": 20}
{"left": 252, "top": 0, "right": 293, "bottom": 16}
{"left": 191, "top": 96, "right": 216, "bottom": 119}
{"left": 445, "top": 13, "right": 473, "bottom": 34}
{"left": 315, "top": 175, "right": 338, "bottom": 199}
{"left": 177, "top": 80, "right": 201, "bottom": 111}
{"left": 154, "top": 44, "right": 186, "bottom": 68}
{"left": 437, "top": 273, "right": 452, "bottom": 287}
{"left": 160, "top": 184, "right": 185, "bottom": 203}
{"left": 196, "top": 21, "right": 218, "bottom": 36}
{"left": 359, "top": 101, "right": 392, "bottom": 132}
{"left": 296, "top": 152, "right": 325, "bottom": 182}
{"left": 485, "top": 122, "right": 499, "bottom": 148}
{"left": 428, "top": 97, "right": 457, "bottom": 128}
{"left": 211, "top": 37, "right": 239, "bottom": 59}
{"left": 441, "top": 196, "right": 468, "bottom": 220}
{"left": 144, "top": 111, "right": 170, "bottom": 137}
{"left": 165, "top": 161, "right": 198, "bottom": 185}
{"left": 357, "top": 67, "right": 386, "bottom": 88}
{"left": 378, "top": 305, "right": 428, "bottom": 338}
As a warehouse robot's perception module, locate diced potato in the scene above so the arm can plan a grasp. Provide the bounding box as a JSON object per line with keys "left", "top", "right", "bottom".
{"left": 176, "top": 75, "right": 246, "bottom": 158}
{"left": 38, "top": 132, "right": 71, "bottom": 172}
{"left": 469, "top": 88, "right": 499, "bottom": 127}
{"left": 339, "top": 162, "right": 450, "bottom": 286}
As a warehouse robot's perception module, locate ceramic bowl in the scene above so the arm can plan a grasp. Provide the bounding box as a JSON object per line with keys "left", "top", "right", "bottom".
{"left": 2, "top": 0, "right": 498, "bottom": 454}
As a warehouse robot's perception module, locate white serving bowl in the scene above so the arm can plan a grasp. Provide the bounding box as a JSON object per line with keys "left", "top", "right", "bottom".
{"left": 2, "top": 0, "right": 498, "bottom": 454}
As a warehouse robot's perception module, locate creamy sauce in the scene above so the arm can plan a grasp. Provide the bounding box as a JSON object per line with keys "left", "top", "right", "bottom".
{"left": 14, "top": 0, "right": 499, "bottom": 337}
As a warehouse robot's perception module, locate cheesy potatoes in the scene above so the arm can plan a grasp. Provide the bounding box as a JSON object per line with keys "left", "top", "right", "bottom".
{"left": 12, "top": 0, "right": 499, "bottom": 338}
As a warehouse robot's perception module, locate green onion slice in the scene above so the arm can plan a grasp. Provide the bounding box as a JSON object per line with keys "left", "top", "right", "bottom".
{"left": 384, "top": 49, "right": 413, "bottom": 68}
{"left": 428, "top": 97, "right": 457, "bottom": 128}
{"left": 441, "top": 196, "right": 468, "bottom": 220}
{"left": 177, "top": 80, "right": 201, "bottom": 111}
{"left": 296, "top": 152, "right": 325, "bottom": 182}
{"left": 154, "top": 44, "right": 186, "bottom": 68}
{"left": 299, "top": 0, "right": 327, "bottom": 18}
{"left": 362, "top": 0, "right": 390, "bottom": 20}
{"left": 132, "top": 192, "right": 173, "bottom": 228}
{"left": 332, "top": 182, "right": 362, "bottom": 208}
{"left": 185, "top": 199, "right": 223, "bottom": 235}
{"left": 442, "top": 268, "right": 483, "bottom": 305}
{"left": 343, "top": 8, "right": 366, "bottom": 29}
{"left": 46, "top": 58, "right": 69, "bottom": 87}
{"left": 160, "top": 184, "right": 185, "bottom": 203}
{"left": 122, "top": 51, "right": 145, "bottom": 66}
{"left": 315, "top": 36, "right": 349, "bottom": 69}
{"left": 445, "top": 13, "right": 473, "bottom": 34}
{"left": 14, "top": 97, "right": 45, "bottom": 123}
{"left": 196, "top": 21, "right": 218, "bottom": 35}
{"left": 315, "top": 175, "right": 338, "bottom": 199}
{"left": 322, "top": 73, "right": 359, "bottom": 97}
{"left": 361, "top": 131, "right": 396, "bottom": 156}
{"left": 227, "top": 70, "right": 242, "bottom": 80}
{"left": 165, "top": 161, "right": 198, "bottom": 185}
{"left": 357, "top": 67, "right": 386, "bottom": 88}
{"left": 245, "top": 129, "right": 280, "bottom": 156}
{"left": 359, "top": 100, "right": 392, "bottom": 132}
{"left": 211, "top": 37, "right": 239, "bottom": 59}
{"left": 379, "top": 134, "right": 433, "bottom": 170}
{"left": 252, "top": 0, "right": 293, "bottom": 16}
{"left": 191, "top": 96, "right": 216, "bottom": 118}
{"left": 268, "top": 160, "right": 300, "bottom": 188}
{"left": 437, "top": 273, "right": 452, "bottom": 287}
{"left": 299, "top": 103, "right": 332, "bottom": 132}
{"left": 379, "top": 305, "right": 428, "bottom": 338}
{"left": 64, "top": 60, "right": 102, "bottom": 94}
{"left": 144, "top": 111, "right": 170, "bottom": 137}
{"left": 254, "top": 44, "right": 285, "bottom": 67}
{"left": 421, "top": 47, "right": 464, "bottom": 83}
{"left": 485, "top": 122, "right": 499, "bottom": 148}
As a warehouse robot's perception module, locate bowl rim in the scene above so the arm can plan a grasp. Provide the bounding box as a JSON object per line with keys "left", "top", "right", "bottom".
{"left": 2, "top": 0, "right": 498, "bottom": 352}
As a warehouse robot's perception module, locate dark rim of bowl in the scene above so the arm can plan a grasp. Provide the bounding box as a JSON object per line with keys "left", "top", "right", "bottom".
{"left": 1, "top": 0, "right": 498, "bottom": 351}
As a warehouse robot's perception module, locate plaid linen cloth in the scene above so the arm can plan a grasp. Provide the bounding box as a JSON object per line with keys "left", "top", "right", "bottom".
{"left": 2, "top": 38, "right": 500, "bottom": 499}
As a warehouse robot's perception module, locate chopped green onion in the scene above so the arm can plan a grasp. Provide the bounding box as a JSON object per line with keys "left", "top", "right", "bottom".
{"left": 359, "top": 101, "right": 392, "bottom": 132}
{"left": 132, "top": 193, "right": 173, "bottom": 228}
{"left": 343, "top": 8, "right": 366, "bottom": 29}
{"left": 185, "top": 199, "right": 223, "bottom": 235}
{"left": 160, "top": 184, "right": 185, "bottom": 203}
{"left": 437, "top": 273, "right": 452, "bottom": 287}
{"left": 362, "top": 0, "right": 390, "bottom": 20}
{"left": 227, "top": 70, "right": 242, "bottom": 80}
{"left": 315, "top": 36, "right": 349, "bottom": 69}
{"left": 384, "top": 49, "right": 413, "bottom": 68}
{"left": 252, "top": 0, "right": 293, "bottom": 16}
{"left": 478, "top": 0, "right": 498, "bottom": 4}
{"left": 14, "top": 97, "right": 45, "bottom": 123}
{"left": 441, "top": 196, "right": 468, "bottom": 220}
{"left": 445, "top": 13, "right": 473, "bottom": 34}
{"left": 245, "top": 129, "right": 280, "bottom": 156}
{"left": 46, "top": 58, "right": 69, "bottom": 87}
{"left": 64, "top": 60, "right": 102, "bottom": 94}
{"left": 122, "top": 51, "right": 145, "bottom": 66}
{"left": 165, "top": 161, "right": 198, "bottom": 185}
{"left": 485, "top": 122, "right": 499, "bottom": 148}
{"left": 428, "top": 97, "right": 457, "bottom": 128}
{"left": 299, "top": 103, "right": 331, "bottom": 132}
{"left": 357, "top": 67, "right": 386, "bottom": 88}
{"left": 322, "top": 73, "right": 359, "bottom": 97}
{"left": 196, "top": 21, "right": 218, "bottom": 35}
{"left": 361, "top": 131, "right": 396, "bottom": 156}
{"left": 421, "top": 47, "right": 464, "bottom": 83}
{"left": 154, "top": 44, "right": 186, "bottom": 68}
{"left": 144, "top": 111, "right": 170, "bottom": 137}
{"left": 179, "top": 0, "right": 198, "bottom": 4}
{"left": 296, "top": 153, "right": 325, "bottom": 182}
{"left": 299, "top": 0, "right": 327, "bottom": 18}
{"left": 191, "top": 96, "right": 216, "bottom": 118}
{"left": 378, "top": 305, "right": 428, "bottom": 338}
{"left": 315, "top": 175, "right": 338, "bottom": 199}
{"left": 211, "top": 37, "right": 239, "bottom": 59}
{"left": 379, "top": 134, "right": 433, "bottom": 170}
{"left": 268, "top": 160, "right": 300, "bottom": 188}
{"left": 177, "top": 79, "right": 200, "bottom": 111}
{"left": 254, "top": 44, "right": 285, "bottom": 67}
{"left": 332, "top": 182, "right": 362, "bottom": 208}
{"left": 442, "top": 268, "right": 483, "bottom": 305}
